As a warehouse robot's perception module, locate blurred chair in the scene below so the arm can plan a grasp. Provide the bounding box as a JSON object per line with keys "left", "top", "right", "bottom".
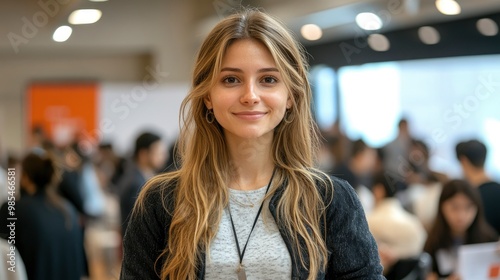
{"left": 386, "top": 252, "right": 432, "bottom": 280}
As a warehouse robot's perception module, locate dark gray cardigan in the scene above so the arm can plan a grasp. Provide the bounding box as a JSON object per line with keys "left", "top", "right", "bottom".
{"left": 120, "top": 174, "right": 385, "bottom": 279}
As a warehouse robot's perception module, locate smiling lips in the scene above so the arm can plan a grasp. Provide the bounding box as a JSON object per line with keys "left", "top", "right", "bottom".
{"left": 233, "top": 111, "right": 267, "bottom": 120}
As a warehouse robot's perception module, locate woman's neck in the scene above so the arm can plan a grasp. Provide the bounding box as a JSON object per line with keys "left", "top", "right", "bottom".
{"left": 226, "top": 136, "right": 275, "bottom": 191}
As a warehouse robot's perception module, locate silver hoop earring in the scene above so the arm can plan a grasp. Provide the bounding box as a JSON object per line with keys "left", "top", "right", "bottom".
{"left": 206, "top": 109, "right": 215, "bottom": 124}
{"left": 284, "top": 109, "right": 294, "bottom": 124}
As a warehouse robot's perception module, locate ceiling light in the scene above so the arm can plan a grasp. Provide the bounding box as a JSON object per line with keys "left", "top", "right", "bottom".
{"left": 69, "top": 9, "right": 102, "bottom": 25}
{"left": 418, "top": 26, "right": 440, "bottom": 45}
{"left": 53, "top": 26, "right": 72, "bottom": 42}
{"left": 477, "top": 18, "right": 499, "bottom": 36}
{"left": 435, "top": 0, "right": 461, "bottom": 15}
{"left": 355, "top": 12, "right": 383, "bottom": 31}
{"left": 368, "top": 34, "right": 390, "bottom": 51}
{"left": 301, "top": 24, "right": 323, "bottom": 41}
{"left": 89, "top": 0, "right": 108, "bottom": 2}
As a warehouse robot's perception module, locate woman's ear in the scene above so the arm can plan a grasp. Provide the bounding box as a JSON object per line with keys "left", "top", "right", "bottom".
{"left": 204, "top": 94, "right": 213, "bottom": 110}
{"left": 286, "top": 97, "right": 292, "bottom": 109}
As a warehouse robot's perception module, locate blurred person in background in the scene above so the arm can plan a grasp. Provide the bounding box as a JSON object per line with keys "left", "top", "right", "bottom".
{"left": 96, "top": 143, "right": 127, "bottom": 194}
{"left": 0, "top": 152, "right": 84, "bottom": 280}
{"left": 88, "top": 143, "right": 124, "bottom": 279}
{"left": 424, "top": 179, "right": 498, "bottom": 280}
{"left": 317, "top": 133, "right": 339, "bottom": 174}
{"left": 410, "top": 140, "right": 448, "bottom": 185}
{"left": 119, "top": 131, "right": 166, "bottom": 237}
{"left": 406, "top": 140, "right": 447, "bottom": 232}
{"left": 456, "top": 139, "right": 500, "bottom": 235}
{"left": 162, "top": 139, "right": 179, "bottom": 173}
{"left": 57, "top": 143, "right": 86, "bottom": 214}
{"left": 55, "top": 141, "right": 98, "bottom": 277}
{"left": 368, "top": 171, "right": 427, "bottom": 279}
{"left": 28, "top": 125, "right": 49, "bottom": 151}
{"left": 7, "top": 154, "right": 21, "bottom": 171}
{"left": 56, "top": 140, "right": 106, "bottom": 219}
{"left": 330, "top": 139, "right": 377, "bottom": 213}
{"left": 46, "top": 137, "right": 106, "bottom": 278}
{"left": 383, "top": 118, "right": 415, "bottom": 183}
{"left": 321, "top": 121, "right": 351, "bottom": 171}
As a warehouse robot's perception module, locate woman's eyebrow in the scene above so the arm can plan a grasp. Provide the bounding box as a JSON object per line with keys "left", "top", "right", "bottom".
{"left": 221, "top": 67, "right": 243, "bottom": 73}
{"left": 257, "top": 67, "right": 279, "bottom": 73}
{"left": 220, "top": 67, "right": 279, "bottom": 73}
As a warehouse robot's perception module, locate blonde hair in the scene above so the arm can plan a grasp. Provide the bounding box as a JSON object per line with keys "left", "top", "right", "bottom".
{"left": 135, "top": 8, "right": 332, "bottom": 279}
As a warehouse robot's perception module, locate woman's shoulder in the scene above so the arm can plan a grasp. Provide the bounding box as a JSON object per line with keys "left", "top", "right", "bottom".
{"left": 136, "top": 172, "right": 179, "bottom": 216}
{"left": 310, "top": 169, "right": 356, "bottom": 202}
{"left": 122, "top": 173, "right": 178, "bottom": 249}
{"left": 310, "top": 169, "right": 366, "bottom": 215}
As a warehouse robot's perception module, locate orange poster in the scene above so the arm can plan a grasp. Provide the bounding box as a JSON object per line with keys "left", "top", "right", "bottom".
{"left": 27, "top": 83, "right": 98, "bottom": 148}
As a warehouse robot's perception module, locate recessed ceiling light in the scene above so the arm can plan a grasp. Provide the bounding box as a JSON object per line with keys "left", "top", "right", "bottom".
{"left": 435, "top": 0, "right": 461, "bottom": 15}
{"left": 477, "top": 18, "right": 498, "bottom": 36}
{"left": 89, "top": 0, "right": 108, "bottom": 2}
{"left": 301, "top": 24, "right": 323, "bottom": 41}
{"left": 53, "top": 26, "right": 72, "bottom": 42}
{"left": 368, "top": 34, "right": 390, "bottom": 51}
{"left": 69, "top": 9, "right": 102, "bottom": 25}
{"left": 355, "top": 12, "right": 383, "bottom": 31}
{"left": 418, "top": 26, "right": 440, "bottom": 45}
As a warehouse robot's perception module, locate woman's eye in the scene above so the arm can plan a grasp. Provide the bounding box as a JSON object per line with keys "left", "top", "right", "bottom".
{"left": 262, "top": 76, "right": 278, "bottom": 84}
{"left": 223, "top": 76, "right": 239, "bottom": 84}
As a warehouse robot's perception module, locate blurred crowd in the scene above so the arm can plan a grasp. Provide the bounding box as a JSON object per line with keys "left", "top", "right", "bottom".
{"left": 320, "top": 119, "right": 500, "bottom": 280}
{"left": 0, "top": 126, "right": 174, "bottom": 280}
{"left": 0, "top": 118, "right": 499, "bottom": 280}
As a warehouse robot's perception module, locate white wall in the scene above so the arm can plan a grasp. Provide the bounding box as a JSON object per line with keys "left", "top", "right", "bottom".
{"left": 96, "top": 83, "right": 189, "bottom": 156}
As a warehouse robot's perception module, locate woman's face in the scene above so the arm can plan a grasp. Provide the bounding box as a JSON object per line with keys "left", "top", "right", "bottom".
{"left": 442, "top": 193, "right": 478, "bottom": 235}
{"left": 205, "top": 38, "right": 291, "bottom": 142}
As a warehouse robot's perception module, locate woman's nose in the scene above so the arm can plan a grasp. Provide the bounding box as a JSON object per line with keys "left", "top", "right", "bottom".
{"left": 240, "top": 83, "right": 260, "bottom": 105}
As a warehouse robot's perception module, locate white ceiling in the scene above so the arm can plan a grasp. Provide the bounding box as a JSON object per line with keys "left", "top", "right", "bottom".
{"left": 1, "top": 0, "right": 500, "bottom": 56}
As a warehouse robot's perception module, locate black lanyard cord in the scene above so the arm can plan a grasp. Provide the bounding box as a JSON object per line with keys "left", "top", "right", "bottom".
{"left": 227, "top": 168, "right": 277, "bottom": 265}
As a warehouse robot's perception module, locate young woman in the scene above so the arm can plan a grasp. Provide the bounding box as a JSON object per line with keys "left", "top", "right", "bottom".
{"left": 0, "top": 152, "right": 84, "bottom": 280}
{"left": 120, "top": 9, "right": 384, "bottom": 280}
{"left": 424, "top": 179, "right": 498, "bottom": 280}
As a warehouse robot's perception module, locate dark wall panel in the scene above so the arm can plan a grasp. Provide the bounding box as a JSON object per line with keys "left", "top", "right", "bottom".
{"left": 306, "top": 12, "right": 500, "bottom": 68}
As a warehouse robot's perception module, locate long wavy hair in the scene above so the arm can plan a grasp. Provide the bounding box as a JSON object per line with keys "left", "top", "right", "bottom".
{"left": 134, "top": 8, "right": 332, "bottom": 279}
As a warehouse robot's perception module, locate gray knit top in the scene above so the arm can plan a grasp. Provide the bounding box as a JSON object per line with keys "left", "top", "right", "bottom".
{"left": 205, "top": 186, "right": 292, "bottom": 279}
